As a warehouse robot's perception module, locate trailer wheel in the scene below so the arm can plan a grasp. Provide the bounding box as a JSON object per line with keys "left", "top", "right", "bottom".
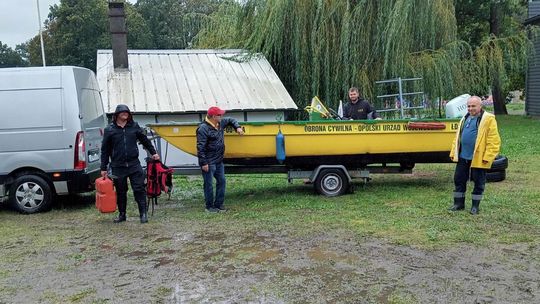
{"left": 8, "top": 174, "right": 53, "bottom": 214}
{"left": 314, "top": 169, "right": 349, "bottom": 197}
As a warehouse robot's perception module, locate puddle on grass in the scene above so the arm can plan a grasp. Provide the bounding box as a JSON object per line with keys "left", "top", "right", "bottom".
{"left": 141, "top": 234, "right": 159, "bottom": 240}
{"left": 205, "top": 233, "right": 225, "bottom": 242}
{"left": 173, "top": 232, "right": 195, "bottom": 242}
{"left": 375, "top": 267, "right": 388, "bottom": 276}
{"left": 122, "top": 250, "right": 149, "bottom": 258}
{"left": 119, "top": 270, "right": 132, "bottom": 277}
{"left": 100, "top": 244, "right": 113, "bottom": 250}
{"left": 153, "top": 237, "right": 172, "bottom": 243}
{"left": 250, "top": 250, "right": 281, "bottom": 264}
{"left": 153, "top": 257, "right": 174, "bottom": 268}
{"left": 160, "top": 249, "right": 177, "bottom": 255}
{"left": 307, "top": 248, "right": 348, "bottom": 263}
{"left": 279, "top": 267, "right": 302, "bottom": 276}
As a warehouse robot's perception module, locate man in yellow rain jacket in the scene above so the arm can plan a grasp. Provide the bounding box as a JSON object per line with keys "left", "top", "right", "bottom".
{"left": 448, "top": 96, "right": 501, "bottom": 215}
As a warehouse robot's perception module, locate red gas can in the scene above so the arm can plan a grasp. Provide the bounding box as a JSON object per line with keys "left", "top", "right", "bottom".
{"left": 95, "top": 177, "right": 117, "bottom": 213}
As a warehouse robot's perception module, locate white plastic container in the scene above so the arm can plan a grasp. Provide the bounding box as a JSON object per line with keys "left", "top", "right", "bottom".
{"left": 445, "top": 94, "right": 470, "bottom": 118}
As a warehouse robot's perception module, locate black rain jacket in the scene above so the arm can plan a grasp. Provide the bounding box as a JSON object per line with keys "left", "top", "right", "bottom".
{"left": 343, "top": 98, "right": 378, "bottom": 120}
{"left": 100, "top": 120, "right": 157, "bottom": 170}
{"left": 196, "top": 117, "right": 240, "bottom": 166}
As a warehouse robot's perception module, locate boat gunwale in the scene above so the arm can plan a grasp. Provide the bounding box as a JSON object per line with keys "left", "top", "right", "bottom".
{"left": 147, "top": 118, "right": 461, "bottom": 127}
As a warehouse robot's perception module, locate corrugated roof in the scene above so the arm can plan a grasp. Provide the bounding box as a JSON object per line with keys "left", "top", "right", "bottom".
{"left": 96, "top": 49, "right": 298, "bottom": 114}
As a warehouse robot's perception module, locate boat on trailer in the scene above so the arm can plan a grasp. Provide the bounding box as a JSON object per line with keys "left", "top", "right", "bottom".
{"left": 148, "top": 118, "right": 459, "bottom": 169}
{"left": 147, "top": 96, "right": 462, "bottom": 196}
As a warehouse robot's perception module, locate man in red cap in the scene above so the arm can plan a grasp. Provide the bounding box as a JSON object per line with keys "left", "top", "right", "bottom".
{"left": 196, "top": 106, "right": 244, "bottom": 212}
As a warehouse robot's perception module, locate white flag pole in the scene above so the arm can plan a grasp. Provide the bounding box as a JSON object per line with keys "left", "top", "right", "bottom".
{"left": 36, "top": 0, "right": 46, "bottom": 66}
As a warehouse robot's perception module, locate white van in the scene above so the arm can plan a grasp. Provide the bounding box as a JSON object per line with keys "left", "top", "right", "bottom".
{"left": 0, "top": 66, "right": 107, "bottom": 213}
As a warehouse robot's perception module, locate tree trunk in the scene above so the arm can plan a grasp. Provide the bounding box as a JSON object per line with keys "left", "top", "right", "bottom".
{"left": 492, "top": 76, "right": 507, "bottom": 115}
{"left": 490, "top": 2, "right": 508, "bottom": 115}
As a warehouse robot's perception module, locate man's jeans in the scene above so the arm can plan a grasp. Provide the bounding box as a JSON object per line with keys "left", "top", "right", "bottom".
{"left": 202, "top": 162, "right": 226, "bottom": 209}
{"left": 453, "top": 158, "right": 487, "bottom": 201}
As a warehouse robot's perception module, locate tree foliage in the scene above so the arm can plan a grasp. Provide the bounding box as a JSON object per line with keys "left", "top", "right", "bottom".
{"left": 196, "top": 0, "right": 533, "bottom": 116}
{"left": 457, "top": 0, "right": 527, "bottom": 48}
{"left": 26, "top": 0, "right": 152, "bottom": 70}
{"left": 24, "top": 0, "right": 221, "bottom": 71}
{"left": 456, "top": 0, "right": 530, "bottom": 114}
{"left": 0, "top": 42, "right": 27, "bottom": 67}
{"left": 136, "top": 0, "right": 221, "bottom": 49}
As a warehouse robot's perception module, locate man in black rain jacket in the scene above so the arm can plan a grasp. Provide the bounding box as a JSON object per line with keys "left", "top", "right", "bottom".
{"left": 101, "top": 104, "right": 159, "bottom": 223}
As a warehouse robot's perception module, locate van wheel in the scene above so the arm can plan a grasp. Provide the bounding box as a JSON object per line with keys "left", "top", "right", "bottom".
{"left": 9, "top": 174, "right": 53, "bottom": 214}
{"left": 314, "top": 169, "right": 349, "bottom": 197}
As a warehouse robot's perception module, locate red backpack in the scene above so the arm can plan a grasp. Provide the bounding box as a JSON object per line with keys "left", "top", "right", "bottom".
{"left": 146, "top": 159, "right": 174, "bottom": 214}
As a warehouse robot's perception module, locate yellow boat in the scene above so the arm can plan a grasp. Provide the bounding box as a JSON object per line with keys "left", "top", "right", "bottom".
{"left": 148, "top": 119, "right": 460, "bottom": 167}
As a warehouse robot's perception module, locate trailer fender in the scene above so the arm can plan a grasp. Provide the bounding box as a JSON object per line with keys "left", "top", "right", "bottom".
{"left": 309, "top": 165, "right": 352, "bottom": 183}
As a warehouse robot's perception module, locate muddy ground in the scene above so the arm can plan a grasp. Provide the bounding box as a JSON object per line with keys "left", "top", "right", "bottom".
{"left": 1, "top": 196, "right": 539, "bottom": 304}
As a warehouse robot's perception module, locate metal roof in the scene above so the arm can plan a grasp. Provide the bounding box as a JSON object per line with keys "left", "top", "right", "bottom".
{"left": 96, "top": 49, "right": 297, "bottom": 114}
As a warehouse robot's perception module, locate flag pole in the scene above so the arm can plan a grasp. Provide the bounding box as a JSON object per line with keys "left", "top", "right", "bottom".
{"left": 36, "top": 0, "right": 46, "bottom": 66}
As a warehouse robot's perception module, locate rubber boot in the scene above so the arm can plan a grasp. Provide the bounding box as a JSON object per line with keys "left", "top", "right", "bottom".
{"left": 138, "top": 201, "right": 148, "bottom": 224}
{"left": 470, "top": 200, "right": 480, "bottom": 215}
{"left": 448, "top": 197, "right": 465, "bottom": 211}
{"left": 114, "top": 198, "right": 127, "bottom": 223}
{"left": 113, "top": 212, "right": 126, "bottom": 223}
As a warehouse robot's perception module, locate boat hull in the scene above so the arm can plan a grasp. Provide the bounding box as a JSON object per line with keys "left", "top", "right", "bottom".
{"left": 149, "top": 120, "right": 459, "bottom": 167}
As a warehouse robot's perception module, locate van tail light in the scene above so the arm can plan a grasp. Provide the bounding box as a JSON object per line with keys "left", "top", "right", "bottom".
{"left": 74, "top": 131, "right": 86, "bottom": 170}
{"left": 99, "top": 128, "right": 104, "bottom": 136}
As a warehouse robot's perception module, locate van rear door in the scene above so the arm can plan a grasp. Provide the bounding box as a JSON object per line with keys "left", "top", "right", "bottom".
{"left": 74, "top": 68, "right": 107, "bottom": 173}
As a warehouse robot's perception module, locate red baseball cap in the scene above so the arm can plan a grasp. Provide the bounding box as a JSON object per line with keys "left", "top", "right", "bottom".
{"left": 207, "top": 106, "right": 225, "bottom": 116}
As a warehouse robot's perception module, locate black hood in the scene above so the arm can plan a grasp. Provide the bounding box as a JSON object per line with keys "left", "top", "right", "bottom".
{"left": 112, "top": 104, "right": 133, "bottom": 123}
{"left": 114, "top": 104, "right": 131, "bottom": 114}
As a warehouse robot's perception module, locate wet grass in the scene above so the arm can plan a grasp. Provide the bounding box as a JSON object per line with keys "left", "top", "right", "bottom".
{"left": 162, "top": 114, "right": 540, "bottom": 247}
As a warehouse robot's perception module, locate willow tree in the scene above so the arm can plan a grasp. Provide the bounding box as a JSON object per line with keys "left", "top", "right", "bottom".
{"left": 195, "top": 0, "right": 532, "bottom": 117}
{"left": 136, "top": 0, "right": 222, "bottom": 49}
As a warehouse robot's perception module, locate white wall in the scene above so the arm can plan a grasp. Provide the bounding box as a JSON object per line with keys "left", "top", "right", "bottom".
{"left": 246, "top": 111, "right": 286, "bottom": 122}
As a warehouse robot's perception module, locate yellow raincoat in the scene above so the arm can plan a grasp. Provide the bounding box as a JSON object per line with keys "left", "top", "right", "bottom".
{"left": 450, "top": 111, "right": 501, "bottom": 169}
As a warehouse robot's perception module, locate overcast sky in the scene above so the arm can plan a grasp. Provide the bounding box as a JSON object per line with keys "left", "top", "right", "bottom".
{"left": 0, "top": 0, "right": 135, "bottom": 49}
{"left": 0, "top": 0, "right": 60, "bottom": 48}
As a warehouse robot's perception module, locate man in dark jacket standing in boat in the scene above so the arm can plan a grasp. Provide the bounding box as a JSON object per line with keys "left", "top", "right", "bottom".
{"left": 101, "top": 104, "right": 160, "bottom": 223}
{"left": 343, "top": 87, "right": 378, "bottom": 120}
{"left": 197, "top": 106, "right": 244, "bottom": 213}
{"left": 448, "top": 96, "right": 501, "bottom": 215}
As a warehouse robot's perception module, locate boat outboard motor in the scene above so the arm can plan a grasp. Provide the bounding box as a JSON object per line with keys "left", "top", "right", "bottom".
{"left": 276, "top": 129, "right": 286, "bottom": 164}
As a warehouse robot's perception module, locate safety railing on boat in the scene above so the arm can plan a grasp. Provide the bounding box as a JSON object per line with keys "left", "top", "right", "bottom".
{"left": 375, "top": 77, "right": 426, "bottom": 119}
